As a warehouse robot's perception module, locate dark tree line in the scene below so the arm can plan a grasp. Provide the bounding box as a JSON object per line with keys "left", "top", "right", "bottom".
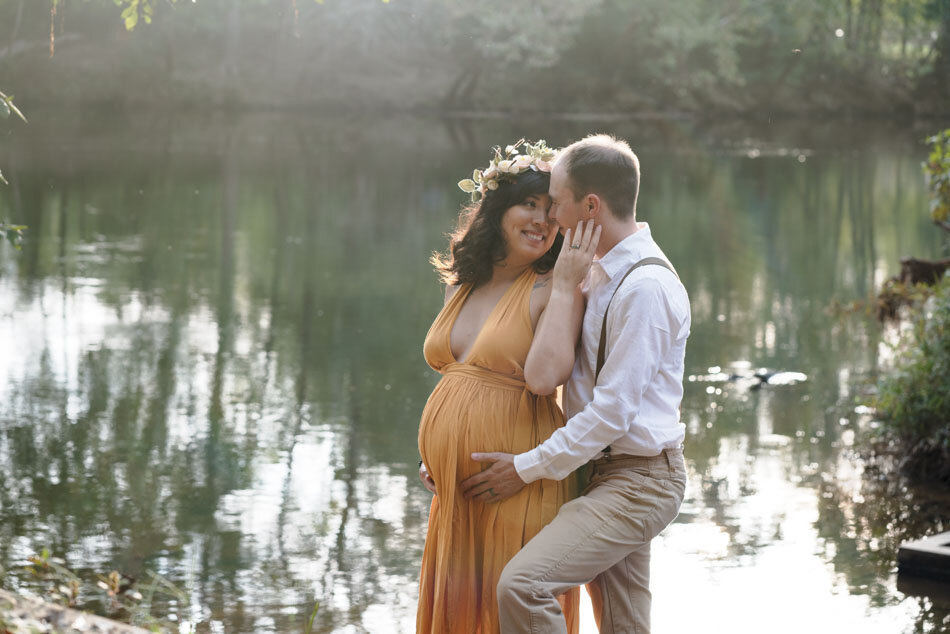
{"left": 1, "top": 1, "right": 948, "bottom": 114}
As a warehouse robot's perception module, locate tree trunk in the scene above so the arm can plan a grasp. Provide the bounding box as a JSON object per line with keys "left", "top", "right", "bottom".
{"left": 845, "top": 0, "right": 854, "bottom": 50}
{"left": 934, "top": 4, "right": 950, "bottom": 92}
{"left": 222, "top": 1, "right": 241, "bottom": 91}
{"left": 900, "top": 0, "right": 910, "bottom": 60}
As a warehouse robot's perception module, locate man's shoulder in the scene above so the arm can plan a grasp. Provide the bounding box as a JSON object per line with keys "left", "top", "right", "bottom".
{"left": 613, "top": 265, "right": 690, "bottom": 324}
{"left": 615, "top": 271, "right": 671, "bottom": 302}
{"left": 617, "top": 259, "right": 682, "bottom": 294}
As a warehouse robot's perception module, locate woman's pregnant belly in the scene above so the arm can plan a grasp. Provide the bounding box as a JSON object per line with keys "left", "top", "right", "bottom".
{"left": 418, "top": 372, "right": 562, "bottom": 493}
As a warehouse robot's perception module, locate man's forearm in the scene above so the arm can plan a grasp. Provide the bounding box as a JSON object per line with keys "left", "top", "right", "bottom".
{"left": 514, "top": 404, "right": 627, "bottom": 483}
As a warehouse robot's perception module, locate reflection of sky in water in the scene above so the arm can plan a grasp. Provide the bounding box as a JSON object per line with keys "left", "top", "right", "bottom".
{"left": 0, "top": 115, "right": 947, "bottom": 632}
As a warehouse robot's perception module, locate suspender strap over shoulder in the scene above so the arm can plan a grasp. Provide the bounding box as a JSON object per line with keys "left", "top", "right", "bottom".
{"left": 595, "top": 257, "right": 678, "bottom": 382}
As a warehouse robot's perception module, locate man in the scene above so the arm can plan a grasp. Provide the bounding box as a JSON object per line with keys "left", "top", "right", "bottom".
{"left": 457, "top": 134, "right": 690, "bottom": 633}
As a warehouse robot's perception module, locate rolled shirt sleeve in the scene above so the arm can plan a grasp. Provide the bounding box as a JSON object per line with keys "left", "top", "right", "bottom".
{"left": 514, "top": 277, "right": 676, "bottom": 483}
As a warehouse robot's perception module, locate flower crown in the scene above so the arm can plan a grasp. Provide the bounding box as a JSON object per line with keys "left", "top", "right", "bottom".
{"left": 457, "top": 139, "right": 558, "bottom": 203}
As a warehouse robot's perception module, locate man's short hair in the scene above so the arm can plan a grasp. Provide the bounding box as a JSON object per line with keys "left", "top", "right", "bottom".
{"left": 558, "top": 134, "right": 640, "bottom": 220}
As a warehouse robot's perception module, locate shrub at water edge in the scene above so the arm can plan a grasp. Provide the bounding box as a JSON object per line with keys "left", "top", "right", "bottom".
{"left": 872, "top": 276, "right": 950, "bottom": 486}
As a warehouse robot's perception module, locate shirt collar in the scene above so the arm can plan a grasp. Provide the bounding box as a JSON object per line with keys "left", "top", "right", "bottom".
{"left": 594, "top": 222, "right": 653, "bottom": 280}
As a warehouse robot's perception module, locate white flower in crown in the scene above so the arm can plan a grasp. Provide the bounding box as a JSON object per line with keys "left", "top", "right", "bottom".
{"left": 457, "top": 139, "right": 560, "bottom": 203}
{"left": 512, "top": 155, "right": 533, "bottom": 171}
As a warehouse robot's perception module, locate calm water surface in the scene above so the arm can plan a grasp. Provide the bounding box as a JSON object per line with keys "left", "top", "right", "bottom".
{"left": 1, "top": 112, "right": 948, "bottom": 633}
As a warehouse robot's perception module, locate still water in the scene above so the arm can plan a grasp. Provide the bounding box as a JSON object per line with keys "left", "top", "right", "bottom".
{"left": 0, "top": 112, "right": 948, "bottom": 633}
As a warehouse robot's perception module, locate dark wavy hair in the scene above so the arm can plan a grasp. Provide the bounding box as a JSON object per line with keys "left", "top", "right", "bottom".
{"left": 432, "top": 170, "right": 562, "bottom": 287}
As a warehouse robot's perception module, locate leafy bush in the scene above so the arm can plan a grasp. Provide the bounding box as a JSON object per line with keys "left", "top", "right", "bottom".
{"left": 925, "top": 128, "right": 950, "bottom": 230}
{"left": 873, "top": 277, "right": 950, "bottom": 485}
{"left": 0, "top": 223, "right": 26, "bottom": 250}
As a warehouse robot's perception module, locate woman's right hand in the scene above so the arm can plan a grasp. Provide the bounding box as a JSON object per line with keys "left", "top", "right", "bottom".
{"left": 553, "top": 220, "right": 601, "bottom": 292}
{"left": 419, "top": 462, "right": 437, "bottom": 495}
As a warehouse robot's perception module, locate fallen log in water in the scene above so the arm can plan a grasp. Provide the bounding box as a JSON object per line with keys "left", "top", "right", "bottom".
{"left": 899, "top": 257, "right": 950, "bottom": 286}
{"left": 898, "top": 531, "right": 950, "bottom": 585}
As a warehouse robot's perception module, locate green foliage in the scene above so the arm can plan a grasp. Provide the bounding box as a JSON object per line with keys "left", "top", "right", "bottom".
{"left": 924, "top": 128, "right": 950, "bottom": 227}
{"left": 0, "top": 224, "right": 26, "bottom": 250}
{"left": 1, "top": 0, "right": 946, "bottom": 111}
{"left": 432, "top": 0, "right": 600, "bottom": 69}
{"left": 872, "top": 276, "right": 950, "bottom": 485}
{"left": 873, "top": 277, "right": 942, "bottom": 321}
{"left": 114, "top": 0, "right": 173, "bottom": 31}
{"left": 113, "top": 0, "right": 386, "bottom": 31}
{"left": 0, "top": 89, "right": 27, "bottom": 187}
{"left": 0, "top": 91, "right": 28, "bottom": 125}
{"left": 305, "top": 601, "right": 320, "bottom": 633}
{"left": 0, "top": 90, "right": 26, "bottom": 250}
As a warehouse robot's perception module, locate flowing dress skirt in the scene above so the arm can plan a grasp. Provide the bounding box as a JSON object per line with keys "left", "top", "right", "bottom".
{"left": 417, "top": 364, "right": 579, "bottom": 634}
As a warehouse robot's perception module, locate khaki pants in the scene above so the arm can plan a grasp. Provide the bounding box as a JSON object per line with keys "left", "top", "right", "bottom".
{"left": 497, "top": 448, "right": 686, "bottom": 634}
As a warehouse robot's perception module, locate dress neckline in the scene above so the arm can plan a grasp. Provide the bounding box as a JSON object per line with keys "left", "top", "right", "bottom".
{"left": 447, "top": 267, "right": 534, "bottom": 365}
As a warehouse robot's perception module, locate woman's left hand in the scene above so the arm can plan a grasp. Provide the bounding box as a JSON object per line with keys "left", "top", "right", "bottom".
{"left": 419, "top": 462, "right": 437, "bottom": 495}
{"left": 553, "top": 220, "right": 601, "bottom": 292}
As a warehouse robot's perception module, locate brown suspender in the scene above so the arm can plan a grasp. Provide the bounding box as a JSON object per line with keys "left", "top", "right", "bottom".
{"left": 595, "top": 257, "right": 678, "bottom": 383}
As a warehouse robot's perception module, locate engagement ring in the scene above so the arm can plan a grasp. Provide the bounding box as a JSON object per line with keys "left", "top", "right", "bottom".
{"left": 570, "top": 244, "right": 581, "bottom": 249}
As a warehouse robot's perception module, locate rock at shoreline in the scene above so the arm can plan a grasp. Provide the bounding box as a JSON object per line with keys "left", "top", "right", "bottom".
{"left": 0, "top": 590, "right": 150, "bottom": 634}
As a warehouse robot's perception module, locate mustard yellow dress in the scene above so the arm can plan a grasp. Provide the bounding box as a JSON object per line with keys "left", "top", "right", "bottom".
{"left": 417, "top": 267, "right": 579, "bottom": 634}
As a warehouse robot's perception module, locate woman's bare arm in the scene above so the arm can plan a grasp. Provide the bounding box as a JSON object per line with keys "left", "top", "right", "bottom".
{"left": 524, "top": 221, "right": 601, "bottom": 395}
{"left": 524, "top": 284, "right": 585, "bottom": 395}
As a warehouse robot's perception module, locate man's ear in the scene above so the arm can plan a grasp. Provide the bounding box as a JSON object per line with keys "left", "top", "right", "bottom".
{"left": 586, "top": 194, "right": 602, "bottom": 218}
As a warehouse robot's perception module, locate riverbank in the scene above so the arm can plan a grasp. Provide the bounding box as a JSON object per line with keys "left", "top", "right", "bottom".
{"left": 0, "top": 590, "right": 149, "bottom": 634}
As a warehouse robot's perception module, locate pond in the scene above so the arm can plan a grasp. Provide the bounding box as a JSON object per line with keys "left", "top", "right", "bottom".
{"left": 0, "top": 111, "right": 948, "bottom": 633}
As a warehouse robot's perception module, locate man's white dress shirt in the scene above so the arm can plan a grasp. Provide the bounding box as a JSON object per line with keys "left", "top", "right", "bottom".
{"left": 515, "top": 223, "right": 690, "bottom": 483}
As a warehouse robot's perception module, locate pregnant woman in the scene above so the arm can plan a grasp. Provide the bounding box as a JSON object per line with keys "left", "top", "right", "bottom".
{"left": 416, "top": 140, "right": 596, "bottom": 633}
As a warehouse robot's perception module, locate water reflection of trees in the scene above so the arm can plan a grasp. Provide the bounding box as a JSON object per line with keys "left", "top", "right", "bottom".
{"left": 0, "top": 115, "right": 944, "bottom": 631}
{"left": 817, "top": 451, "right": 950, "bottom": 632}
{"left": 0, "top": 117, "right": 455, "bottom": 631}
{"left": 630, "top": 120, "right": 945, "bottom": 632}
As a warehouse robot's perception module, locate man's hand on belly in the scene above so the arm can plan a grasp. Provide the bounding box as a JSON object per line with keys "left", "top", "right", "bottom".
{"left": 460, "top": 453, "right": 526, "bottom": 502}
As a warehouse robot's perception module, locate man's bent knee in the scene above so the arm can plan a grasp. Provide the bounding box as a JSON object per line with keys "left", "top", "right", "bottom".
{"left": 497, "top": 558, "right": 531, "bottom": 608}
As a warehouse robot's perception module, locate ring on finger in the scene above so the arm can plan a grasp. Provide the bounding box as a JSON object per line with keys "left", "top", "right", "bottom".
{"left": 570, "top": 244, "right": 581, "bottom": 249}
